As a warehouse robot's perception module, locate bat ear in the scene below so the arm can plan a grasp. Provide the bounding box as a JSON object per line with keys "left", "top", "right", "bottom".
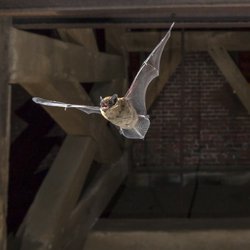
{"left": 100, "top": 96, "right": 103, "bottom": 101}
{"left": 111, "top": 94, "right": 118, "bottom": 103}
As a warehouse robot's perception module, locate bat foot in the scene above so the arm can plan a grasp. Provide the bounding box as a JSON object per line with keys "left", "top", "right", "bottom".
{"left": 138, "top": 114, "right": 150, "bottom": 119}
{"left": 119, "top": 115, "right": 150, "bottom": 139}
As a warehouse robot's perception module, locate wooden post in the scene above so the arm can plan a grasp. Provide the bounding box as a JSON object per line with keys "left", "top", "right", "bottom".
{"left": 0, "top": 17, "right": 11, "bottom": 250}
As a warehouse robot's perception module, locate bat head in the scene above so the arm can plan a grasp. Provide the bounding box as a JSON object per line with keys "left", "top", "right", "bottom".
{"left": 100, "top": 94, "right": 118, "bottom": 111}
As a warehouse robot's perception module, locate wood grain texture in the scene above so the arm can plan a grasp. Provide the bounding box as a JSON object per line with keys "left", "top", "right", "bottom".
{"left": 57, "top": 27, "right": 127, "bottom": 160}
{"left": 0, "top": 17, "right": 11, "bottom": 250}
{"left": 10, "top": 28, "right": 124, "bottom": 83}
{"left": 123, "top": 31, "right": 250, "bottom": 52}
{"left": 85, "top": 218, "right": 250, "bottom": 250}
{"left": 57, "top": 28, "right": 99, "bottom": 51}
{"left": 17, "top": 136, "right": 96, "bottom": 250}
{"left": 9, "top": 28, "right": 123, "bottom": 163}
{"left": 63, "top": 152, "right": 129, "bottom": 250}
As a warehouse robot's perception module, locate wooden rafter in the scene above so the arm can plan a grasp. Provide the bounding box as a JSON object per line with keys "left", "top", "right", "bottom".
{"left": 62, "top": 152, "right": 129, "bottom": 250}
{"left": 10, "top": 28, "right": 124, "bottom": 83}
{"left": 21, "top": 79, "right": 94, "bottom": 134}
{"left": 123, "top": 31, "right": 250, "bottom": 52}
{"left": 57, "top": 28, "right": 99, "bottom": 51}
{"left": 85, "top": 219, "right": 250, "bottom": 250}
{"left": 17, "top": 136, "right": 96, "bottom": 250}
{"left": 15, "top": 28, "right": 128, "bottom": 250}
{"left": 3, "top": 0, "right": 250, "bottom": 31}
{"left": 105, "top": 27, "right": 129, "bottom": 96}
{"left": 9, "top": 25, "right": 250, "bottom": 250}
{"left": 18, "top": 78, "right": 122, "bottom": 163}
{"left": 0, "top": 17, "right": 11, "bottom": 250}
{"left": 209, "top": 45, "right": 250, "bottom": 113}
{"left": 9, "top": 28, "right": 123, "bottom": 163}
{"left": 54, "top": 27, "right": 125, "bottom": 161}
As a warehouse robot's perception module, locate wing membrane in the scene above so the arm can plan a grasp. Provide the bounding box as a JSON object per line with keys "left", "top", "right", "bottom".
{"left": 125, "top": 22, "right": 174, "bottom": 115}
{"left": 32, "top": 97, "right": 101, "bottom": 114}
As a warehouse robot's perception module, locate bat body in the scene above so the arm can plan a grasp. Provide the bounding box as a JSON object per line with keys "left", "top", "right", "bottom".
{"left": 33, "top": 22, "right": 175, "bottom": 139}
{"left": 100, "top": 97, "right": 138, "bottom": 129}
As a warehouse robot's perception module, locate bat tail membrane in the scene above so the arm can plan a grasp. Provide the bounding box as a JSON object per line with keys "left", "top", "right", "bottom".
{"left": 120, "top": 115, "right": 150, "bottom": 139}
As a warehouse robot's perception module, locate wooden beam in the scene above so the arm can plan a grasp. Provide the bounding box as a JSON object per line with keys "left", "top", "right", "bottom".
{"left": 21, "top": 79, "right": 96, "bottom": 135}
{"left": 50, "top": 28, "right": 123, "bottom": 163}
{"left": 10, "top": 28, "right": 124, "bottom": 83}
{"left": 123, "top": 31, "right": 250, "bottom": 52}
{"left": 3, "top": 0, "right": 250, "bottom": 29}
{"left": 12, "top": 21, "right": 250, "bottom": 30}
{"left": 208, "top": 45, "right": 250, "bottom": 113}
{"left": 21, "top": 79, "right": 122, "bottom": 163}
{"left": 85, "top": 218, "right": 250, "bottom": 250}
{"left": 17, "top": 136, "right": 96, "bottom": 250}
{"left": 62, "top": 152, "right": 129, "bottom": 250}
{"left": 56, "top": 27, "right": 128, "bottom": 157}
{"left": 105, "top": 27, "right": 129, "bottom": 96}
{"left": 57, "top": 28, "right": 99, "bottom": 51}
{"left": 10, "top": 29, "right": 122, "bottom": 163}
{"left": 0, "top": 17, "right": 11, "bottom": 250}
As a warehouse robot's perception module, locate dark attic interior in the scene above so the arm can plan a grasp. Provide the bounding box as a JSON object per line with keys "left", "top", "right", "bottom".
{"left": 1, "top": 1, "right": 250, "bottom": 250}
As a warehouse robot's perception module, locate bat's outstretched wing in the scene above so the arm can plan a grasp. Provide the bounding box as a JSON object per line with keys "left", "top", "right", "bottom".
{"left": 32, "top": 97, "right": 101, "bottom": 114}
{"left": 125, "top": 22, "right": 174, "bottom": 115}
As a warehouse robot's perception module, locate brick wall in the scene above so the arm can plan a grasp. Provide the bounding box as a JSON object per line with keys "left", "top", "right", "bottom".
{"left": 132, "top": 52, "right": 250, "bottom": 172}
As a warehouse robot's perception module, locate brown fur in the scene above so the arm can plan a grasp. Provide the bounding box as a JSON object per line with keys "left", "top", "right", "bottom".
{"left": 101, "top": 97, "right": 138, "bottom": 129}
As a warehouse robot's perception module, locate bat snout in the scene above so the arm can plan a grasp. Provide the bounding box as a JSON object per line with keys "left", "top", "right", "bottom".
{"left": 100, "top": 101, "right": 110, "bottom": 111}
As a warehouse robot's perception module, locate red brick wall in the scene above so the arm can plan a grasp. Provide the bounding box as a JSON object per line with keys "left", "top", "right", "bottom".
{"left": 132, "top": 52, "right": 250, "bottom": 172}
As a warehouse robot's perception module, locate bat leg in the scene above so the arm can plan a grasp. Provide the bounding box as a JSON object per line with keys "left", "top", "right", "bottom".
{"left": 120, "top": 115, "right": 150, "bottom": 139}
{"left": 119, "top": 128, "right": 123, "bottom": 135}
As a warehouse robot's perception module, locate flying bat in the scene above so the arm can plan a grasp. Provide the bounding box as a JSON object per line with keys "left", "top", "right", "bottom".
{"left": 33, "top": 22, "right": 175, "bottom": 139}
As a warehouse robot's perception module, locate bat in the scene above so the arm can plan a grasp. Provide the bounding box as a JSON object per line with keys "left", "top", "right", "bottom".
{"left": 33, "top": 22, "right": 175, "bottom": 139}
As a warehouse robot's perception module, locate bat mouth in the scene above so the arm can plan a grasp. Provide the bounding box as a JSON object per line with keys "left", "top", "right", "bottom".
{"left": 100, "top": 102, "right": 110, "bottom": 110}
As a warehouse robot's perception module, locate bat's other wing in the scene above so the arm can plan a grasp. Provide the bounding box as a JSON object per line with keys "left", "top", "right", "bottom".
{"left": 125, "top": 22, "right": 174, "bottom": 115}
{"left": 32, "top": 97, "right": 101, "bottom": 114}
{"left": 120, "top": 115, "right": 150, "bottom": 139}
